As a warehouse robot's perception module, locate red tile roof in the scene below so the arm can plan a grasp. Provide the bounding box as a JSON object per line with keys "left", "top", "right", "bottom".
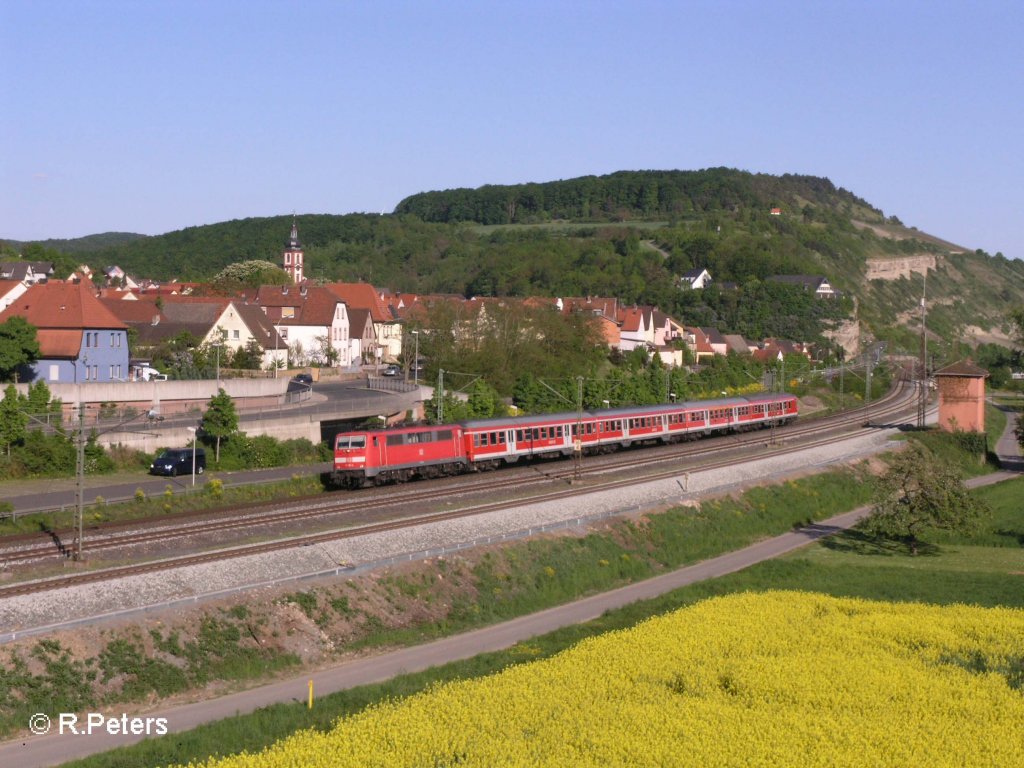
{"left": 323, "top": 282, "right": 392, "bottom": 323}
{"left": 36, "top": 329, "right": 83, "bottom": 358}
{"left": 0, "top": 282, "right": 127, "bottom": 330}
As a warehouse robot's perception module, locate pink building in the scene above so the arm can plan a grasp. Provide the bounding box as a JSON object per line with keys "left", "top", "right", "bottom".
{"left": 934, "top": 361, "right": 989, "bottom": 433}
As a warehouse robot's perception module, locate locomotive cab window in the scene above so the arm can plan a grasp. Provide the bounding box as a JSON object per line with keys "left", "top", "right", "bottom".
{"left": 336, "top": 436, "right": 366, "bottom": 449}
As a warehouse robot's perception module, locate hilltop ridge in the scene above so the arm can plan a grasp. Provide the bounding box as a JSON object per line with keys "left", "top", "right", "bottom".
{"left": 2, "top": 169, "right": 1022, "bottom": 356}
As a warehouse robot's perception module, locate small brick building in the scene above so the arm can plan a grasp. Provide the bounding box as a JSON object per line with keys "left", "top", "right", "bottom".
{"left": 934, "top": 360, "right": 989, "bottom": 433}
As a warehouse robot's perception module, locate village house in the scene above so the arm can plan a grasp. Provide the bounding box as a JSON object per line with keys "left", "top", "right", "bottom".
{"left": 0, "top": 279, "right": 29, "bottom": 313}
{"left": 324, "top": 282, "right": 403, "bottom": 363}
{"left": 0, "top": 281, "right": 129, "bottom": 383}
{"left": 0, "top": 260, "right": 54, "bottom": 285}
{"left": 767, "top": 275, "right": 839, "bottom": 298}
{"left": 682, "top": 326, "right": 717, "bottom": 364}
{"left": 248, "top": 285, "right": 352, "bottom": 368}
{"left": 678, "top": 267, "right": 712, "bottom": 290}
{"left": 102, "top": 295, "right": 288, "bottom": 373}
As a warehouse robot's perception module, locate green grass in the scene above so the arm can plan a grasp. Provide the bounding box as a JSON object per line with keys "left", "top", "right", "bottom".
{"left": 0, "top": 474, "right": 323, "bottom": 537}
{"left": 60, "top": 473, "right": 1023, "bottom": 768}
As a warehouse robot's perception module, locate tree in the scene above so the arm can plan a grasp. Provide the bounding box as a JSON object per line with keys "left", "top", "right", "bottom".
{"left": 1010, "top": 306, "right": 1024, "bottom": 347}
{"left": 210, "top": 260, "right": 290, "bottom": 292}
{"left": 0, "top": 316, "right": 41, "bottom": 381}
{"left": 313, "top": 334, "right": 340, "bottom": 367}
{"left": 230, "top": 339, "right": 264, "bottom": 370}
{"left": 200, "top": 388, "right": 239, "bottom": 463}
{"left": 0, "top": 384, "right": 27, "bottom": 456}
{"left": 858, "top": 443, "right": 988, "bottom": 555}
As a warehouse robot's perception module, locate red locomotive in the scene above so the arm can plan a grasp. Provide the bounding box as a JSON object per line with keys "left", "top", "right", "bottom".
{"left": 332, "top": 392, "right": 797, "bottom": 488}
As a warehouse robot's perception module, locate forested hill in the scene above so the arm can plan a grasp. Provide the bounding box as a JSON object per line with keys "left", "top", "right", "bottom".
{"left": 393, "top": 168, "right": 883, "bottom": 225}
{"left": 6, "top": 168, "right": 1024, "bottom": 357}
{"left": 3, "top": 232, "right": 145, "bottom": 254}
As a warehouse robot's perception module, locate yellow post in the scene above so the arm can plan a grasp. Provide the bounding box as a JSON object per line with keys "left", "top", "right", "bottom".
{"left": 308, "top": 679, "right": 314, "bottom": 710}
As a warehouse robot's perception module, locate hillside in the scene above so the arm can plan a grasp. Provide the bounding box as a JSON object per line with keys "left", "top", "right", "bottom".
{"left": 1, "top": 231, "right": 145, "bottom": 254}
{"left": 8, "top": 169, "right": 1024, "bottom": 359}
{"left": 394, "top": 167, "right": 885, "bottom": 225}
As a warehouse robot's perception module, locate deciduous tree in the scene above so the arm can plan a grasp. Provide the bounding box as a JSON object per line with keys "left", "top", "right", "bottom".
{"left": 200, "top": 388, "right": 239, "bottom": 463}
{"left": 0, "top": 317, "right": 40, "bottom": 381}
{"left": 0, "top": 384, "right": 27, "bottom": 456}
{"left": 858, "top": 443, "right": 987, "bottom": 555}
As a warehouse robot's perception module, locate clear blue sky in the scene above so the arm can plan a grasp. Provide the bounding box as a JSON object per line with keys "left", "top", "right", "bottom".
{"left": 2, "top": 0, "right": 1022, "bottom": 259}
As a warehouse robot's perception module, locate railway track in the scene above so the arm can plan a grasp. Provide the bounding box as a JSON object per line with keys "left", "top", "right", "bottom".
{"left": 0, "top": 381, "right": 913, "bottom": 566}
{"left": 0, "top": 382, "right": 920, "bottom": 599}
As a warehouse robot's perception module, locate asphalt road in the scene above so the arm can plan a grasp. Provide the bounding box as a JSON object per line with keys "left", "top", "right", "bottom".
{"left": 0, "top": 378, "right": 415, "bottom": 516}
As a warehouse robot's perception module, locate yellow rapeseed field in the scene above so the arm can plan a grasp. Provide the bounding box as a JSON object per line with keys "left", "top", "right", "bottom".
{"left": 182, "top": 592, "right": 1024, "bottom": 767}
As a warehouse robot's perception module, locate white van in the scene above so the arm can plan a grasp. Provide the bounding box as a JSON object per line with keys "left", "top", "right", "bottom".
{"left": 135, "top": 365, "right": 167, "bottom": 382}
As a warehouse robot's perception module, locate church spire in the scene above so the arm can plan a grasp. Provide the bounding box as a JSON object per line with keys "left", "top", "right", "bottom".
{"left": 282, "top": 217, "right": 304, "bottom": 284}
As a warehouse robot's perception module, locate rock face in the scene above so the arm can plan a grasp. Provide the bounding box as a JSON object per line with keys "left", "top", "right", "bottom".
{"left": 865, "top": 254, "right": 937, "bottom": 281}
{"left": 824, "top": 317, "right": 861, "bottom": 359}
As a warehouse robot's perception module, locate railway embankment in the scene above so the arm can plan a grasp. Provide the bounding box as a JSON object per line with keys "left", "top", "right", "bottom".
{"left": 0, "top": 419, "right": 1020, "bottom": 766}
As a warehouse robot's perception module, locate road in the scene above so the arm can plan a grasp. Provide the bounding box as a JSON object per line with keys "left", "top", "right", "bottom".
{"left": 0, "top": 377, "right": 416, "bottom": 516}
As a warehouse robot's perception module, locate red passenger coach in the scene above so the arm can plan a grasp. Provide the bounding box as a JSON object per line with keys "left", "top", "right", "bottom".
{"left": 332, "top": 425, "right": 466, "bottom": 487}
{"left": 462, "top": 411, "right": 579, "bottom": 468}
{"left": 332, "top": 393, "right": 798, "bottom": 488}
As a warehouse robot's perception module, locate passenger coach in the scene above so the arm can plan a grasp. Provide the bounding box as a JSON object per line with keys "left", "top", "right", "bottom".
{"left": 331, "top": 392, "right": 798, "bottom": 487}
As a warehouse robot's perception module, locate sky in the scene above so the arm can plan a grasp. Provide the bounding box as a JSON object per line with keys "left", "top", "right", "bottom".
{"left": 2, "top": 0, "right": 1022, "bottom": 259}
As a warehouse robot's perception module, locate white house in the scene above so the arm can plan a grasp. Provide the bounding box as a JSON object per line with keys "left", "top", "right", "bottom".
{"left": 251, "top": 285, "right": 352, "bottom": 368}
{"left": 679, "top": 268, "right": 712, "bottom": 290}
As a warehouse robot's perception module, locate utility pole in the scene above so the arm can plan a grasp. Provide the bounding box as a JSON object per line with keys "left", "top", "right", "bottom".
{"left": 574, "top": 376, "right": 583, "bottom": 480}
{"left": 917, "top": 271, "right": 928, "bottom": 428}
{"left": 74, "top": 402, "right": 85, "bottom": 561}
{"left": 412, "top": 330, "right": 420, "bottom": 386}
{"left": 865, "top": 356, "right": 872, "bottom": 404}
{"left": 437, "top": 368, "right": 444, "bottom": 423}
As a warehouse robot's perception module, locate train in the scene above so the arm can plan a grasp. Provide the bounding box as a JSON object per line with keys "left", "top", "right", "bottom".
{"left": 330, "top": 392, "right": 798, "bottom": 488}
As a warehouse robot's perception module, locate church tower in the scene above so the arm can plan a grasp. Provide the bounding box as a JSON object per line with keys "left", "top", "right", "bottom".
{"left": 282, "top": 218, "right": 304, "bottom": 284}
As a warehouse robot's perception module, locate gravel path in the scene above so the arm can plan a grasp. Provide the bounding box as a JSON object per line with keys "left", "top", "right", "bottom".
{"left": 0, "top": 429, "right": 901, "bottom": 640}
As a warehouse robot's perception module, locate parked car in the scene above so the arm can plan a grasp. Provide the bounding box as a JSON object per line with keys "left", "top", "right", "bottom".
{"left": 292, "top": 373, "right": 313, "bottom": 386}
{"left": 135, "top": 365, "right": 167, "bottom": 382}
{"left": 150, "top": 447, "right": 206, "bottom": 477}
{"left": 381, "top": 364, "right": 401, "bottom": 377}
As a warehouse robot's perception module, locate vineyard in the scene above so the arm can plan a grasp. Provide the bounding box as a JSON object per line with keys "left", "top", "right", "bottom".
{"left": 179, "top": 591, "right": 1024, "bottom": 767}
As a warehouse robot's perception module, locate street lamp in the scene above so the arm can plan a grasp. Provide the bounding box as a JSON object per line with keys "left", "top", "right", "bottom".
{"left": 187, "top": 427, "right": 197, "bottom": 486}
{"left": 411, "top": 330, "right": 420, "bottom": 386}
